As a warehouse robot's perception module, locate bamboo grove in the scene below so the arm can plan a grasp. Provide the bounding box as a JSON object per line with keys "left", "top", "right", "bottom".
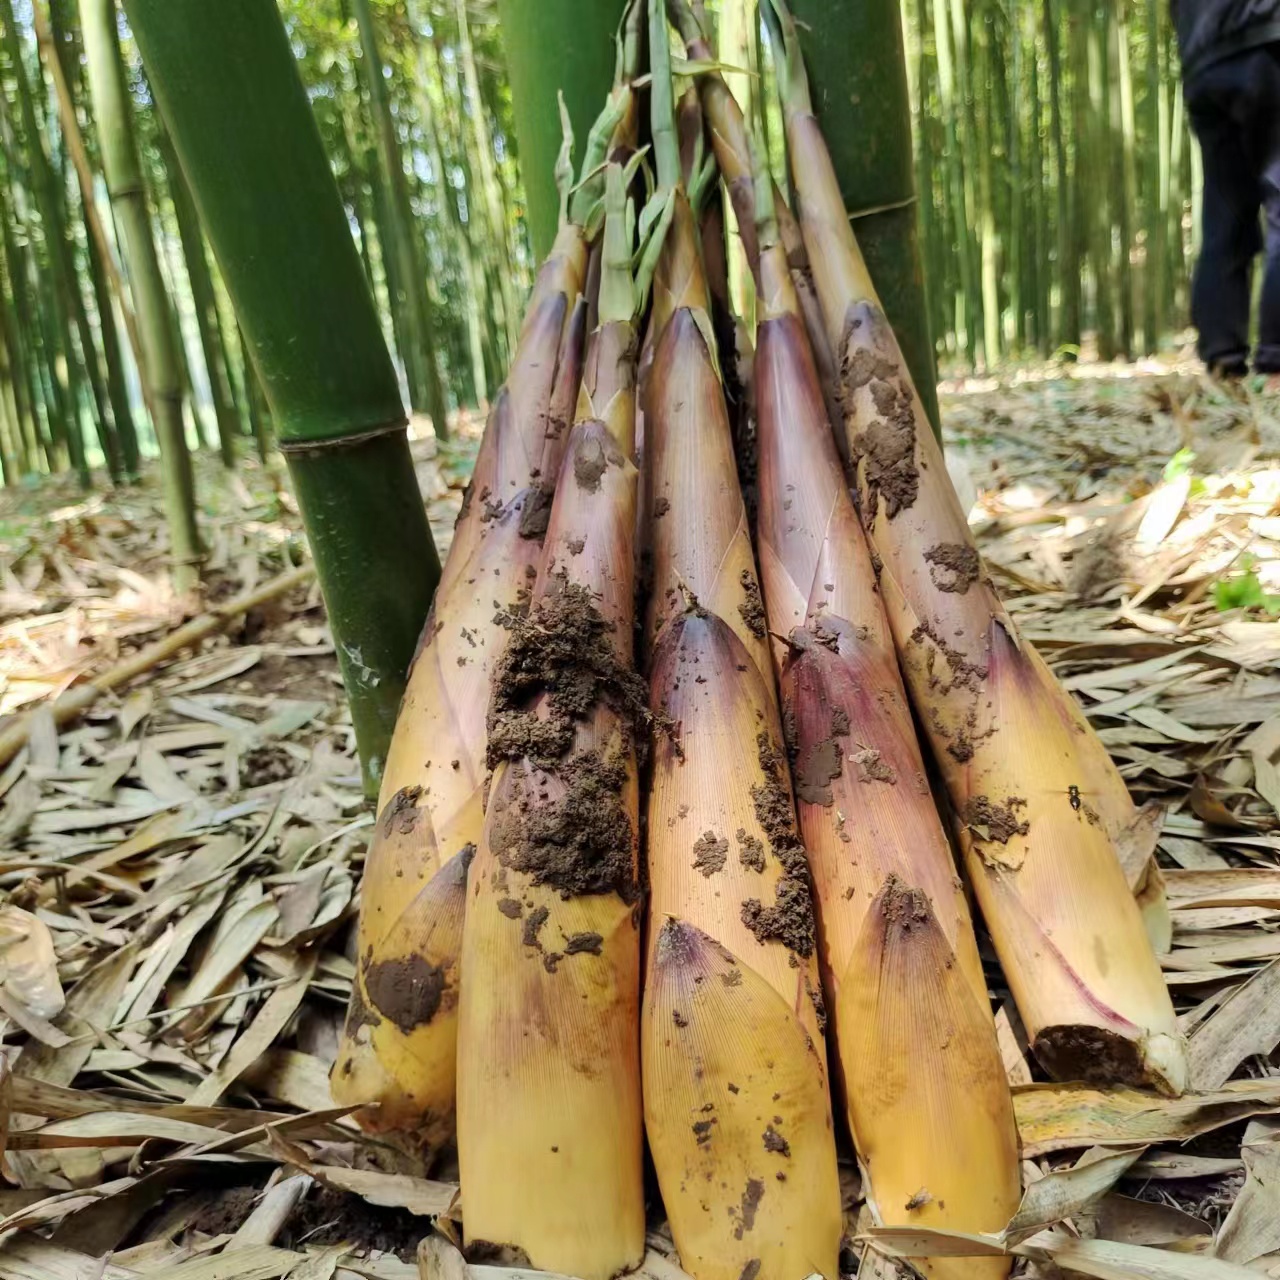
{"left": 0, "top": 0, "right": 1207, "bottom": 515}
{"left": 0, "top": 0, "right": 1206, "bottom": 1275}
{"left": 0, "top": 0, "right": 542, "bottom": 542}
{"left": 908, "top": 0, "right": 1199, "bottom": 367}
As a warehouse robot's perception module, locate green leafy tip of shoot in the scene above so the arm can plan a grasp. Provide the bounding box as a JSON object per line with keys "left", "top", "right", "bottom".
{"left": 633, "top": 187, "right": 677, "bottom": 311}
{"left": 759, "top": 0, "right": 810, "bottom": 115}
{"left": 1213, "top": 555, "right": 1280, "bottom": 616}
{"left": 1163, "top": 447, "right": 1196, "bottom": 483}
{"left": 567, "top": 89, "right": 632, "bottom": 231}
{"left": 684, "top": 122, "right": 718, "bottom": 216}
{"left": 555, "top": 92, "right": 575, "bottom": 227}
{"left": 600, "top": 152, "right": 666, "bottom": 326}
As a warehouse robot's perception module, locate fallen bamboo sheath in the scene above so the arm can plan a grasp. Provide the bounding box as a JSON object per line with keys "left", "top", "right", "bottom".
{"left": 763, "top": 0, "right": 1186, "bottom": 1096}
{"left": 640, "top": 9, "right": 841, "bottom": 1278}
{"left": 751, "top": 166, "right": 1019, "bottom": 1280}
{"left": 0, "top": 564, "right": 314, "bottom": 769}
{"left": 456, "top": 161, "right": 649, "bottom": 1280}
{"left": 330, "top": 69, "right": 638, "bottom": 1146}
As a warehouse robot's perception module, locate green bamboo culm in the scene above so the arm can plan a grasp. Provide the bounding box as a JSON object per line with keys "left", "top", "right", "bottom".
{"left": 0, "top": 0, "right": 94, "bottom": 483}
{"left": 123, "top": 0, "right": 442, "bottom": 795}
{"left": 80, "top": 0, "right": 200, "bottom": 584}
{"left": 350, "top": 0, "right": 451, "bottom": 441}
{"left": 158, "top": 128, "right": 239, "bottom": 468}
{"left": 496, "top": 0, "right": 626, "bottom": 260}
{"left": 788, "top": 0, "right": 941, "bottom": 436}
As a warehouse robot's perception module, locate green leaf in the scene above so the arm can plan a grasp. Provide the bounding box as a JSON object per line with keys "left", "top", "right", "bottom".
{"left": 1213, "top": 559, "right": 1280, "bottom": 616}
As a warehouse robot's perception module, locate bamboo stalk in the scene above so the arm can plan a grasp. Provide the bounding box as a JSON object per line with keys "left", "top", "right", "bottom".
{"left": 765, "top": 0, "right": 1186, "bottom": 1096}
{"left": 159, "top": 128, "right": 239, "bottom": 468}
{"left": 39, "top": 0, "right": 142, "bottom": 476}
{"left": 350, "top": 0, "right": 450, "bottom": 438}
{"left": 81, "top": 0, "right": 200, "bottom": 577}
{"left": 453, "top": 0, "right": 519, "bottom": 358}
{"left": 496, "top": 0, "right": 626, "bottom": 260}
{"left": 1, "top": 0, "right": 91, "bottom": 483}
{"left": 123, "top": 0, "right": 440, "bottom": 789}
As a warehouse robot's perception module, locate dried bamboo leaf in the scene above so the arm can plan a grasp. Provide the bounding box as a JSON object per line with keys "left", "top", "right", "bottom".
{"left": 266, "top": 1129, "right": 456, "bottom": 1217}
{"left": 1186, "top": 958, "right": 1280, "bottom": 1090}
{"left": 1215, "top": 1120, "right": 1280, "bottom": 1264}
{"left": 1015, "top": 1080, "right": 1280, "bottom": 1156}
{"left": 187, "top": 950, "right": 317, "bottom": 1106}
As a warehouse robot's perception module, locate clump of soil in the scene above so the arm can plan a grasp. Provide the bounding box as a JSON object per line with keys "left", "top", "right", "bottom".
{"left": 852, "top": 747, "right": 897, "bottom": 785}
{"left": 573, "top": 435, "right": 613, "bottom": 492}
{"left": 517, "top": 484, "right": 554, "bottom": 540}
{"left": 487, "top": 581, "right": 650, "bottom": 769}
{"left": 738, "top": 569, "right": 767, "bottom": 639}
{"left": 363, "top": 953, "right": 448, "bottom": 1034}
{"left": 740, "top": 733, "right": 816, "bottom": 958}
{"left": 793, "top": 735, "right": 843, "bottom": 806}
{"left": 184, "top": 1185, "right": 261, "bottom": 1240}
{"left": 762, "top": 1126, "right": 791, "bottom": 1156}
{"left": 878, "top": 874, "right": 933, "bottom": 929}
{"left": 792, "top": 704, "right": 852, "bottom": 807}
{"left": 241, "top": 743, "right": 297, "bottom": 787}
{"left": 924, "top": 543, "right": 981, "bottom": 594}
{"left": 731, "top": 1178, "right": 765, "bottom": 1239}
{"left": 964, "top": 795, "right": 1030, "bottom": 844}
{"left": 805, "top": 975, "right": 827, "bottom": 1032}
{"left": 521, "top": 905, "right": 549, "bottom": 948}
{"left": 736, "top": 828, "right": 765, "bottom": 872}
{"left": 382, "top": 785, "right": 423, "bottom": 837}
{"left": 489, "top": 749, "right": 638, "bottom": 902}
{"left": 280, "top": 1185, "right": 428, "bottom": 1258}
{"left": 692, "top": 831, "right": 729, "bottom": 877}
{"left": 841, "top": 304, "right": 920, "bottom": 519}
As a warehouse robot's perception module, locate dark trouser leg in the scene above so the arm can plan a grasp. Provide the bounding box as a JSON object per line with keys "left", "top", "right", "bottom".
{"left": 1188, "top": 84, "right": 1260, "bottom": 373}
{"left": 1254, "top": 54, "right": 1280, "bottom": 372}
{"left": 1258, "top": 182, "right": 1280, "bottom": 372}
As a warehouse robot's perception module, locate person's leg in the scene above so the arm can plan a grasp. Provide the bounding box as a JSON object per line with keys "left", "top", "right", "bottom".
{"left": 1252, "top": 48, "right": 1280, "bottom": 373}
{"left": 1187, "top": 70, "right": 1261, "bottom": 374}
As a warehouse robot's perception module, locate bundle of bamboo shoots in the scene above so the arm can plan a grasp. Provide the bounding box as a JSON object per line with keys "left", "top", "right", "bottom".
{"left": 330, "top": 48, "right": 640, "bottom": 1148}
{"left": 456, "top": 157, "right": 663, "bottom": 1280}
{"left": 751, "top": 156, "right": 1019, "bottom": 1280}
{"left": 762, "top": 0, "right": 1186, "bottom": 1096}
{"left": 665, "top": 16, "right": 1020, "bottom": 1265}
{"left": 640, "top": 8, "right": 841, "bottom": 1280}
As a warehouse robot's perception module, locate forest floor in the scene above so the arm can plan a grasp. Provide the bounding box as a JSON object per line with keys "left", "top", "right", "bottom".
{"left": 2, "top": 357, "right": 1280, "bottom": 1276}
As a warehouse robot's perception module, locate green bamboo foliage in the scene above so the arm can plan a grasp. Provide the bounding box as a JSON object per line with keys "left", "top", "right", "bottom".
{"left": 0, "top": 0, "right": 1211, "bottom": 502}
{"left": 350, "top": 0, "right": 450, "bottom": 437}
